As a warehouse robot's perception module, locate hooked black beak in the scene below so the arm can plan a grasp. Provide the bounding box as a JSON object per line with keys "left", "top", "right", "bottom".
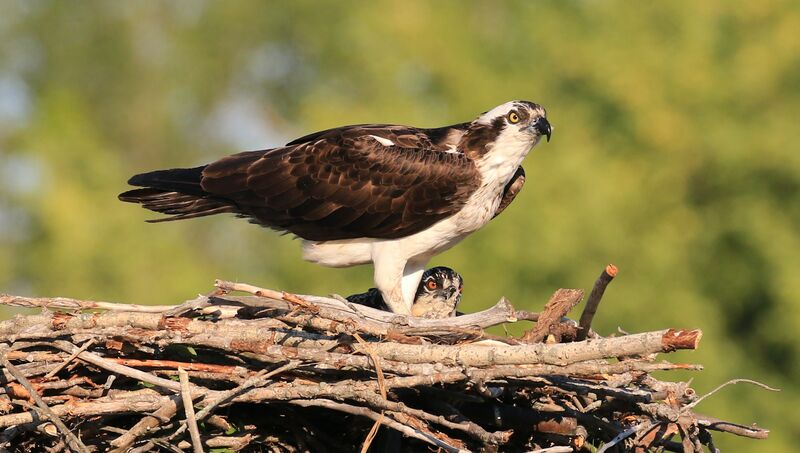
{"left": 445, "top": 287, "right": 457, "bottom": 299}
{"left": 533, "top": 117, "right": 552, "bottom": 142}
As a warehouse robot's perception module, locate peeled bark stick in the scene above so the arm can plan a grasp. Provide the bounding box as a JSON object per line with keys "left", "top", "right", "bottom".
{"left": 522, "top": 289, "right": 584, "bottom": 343}
{"left": 577, "top": 264, "right": 618, "bottom": 341}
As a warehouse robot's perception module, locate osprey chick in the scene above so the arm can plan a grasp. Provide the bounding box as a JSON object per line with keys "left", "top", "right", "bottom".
{"left": 120, "top": 101, "right": 551, "bottom": 315}
{"left": 347, "top": 266, "right": 464, "bottom": 319}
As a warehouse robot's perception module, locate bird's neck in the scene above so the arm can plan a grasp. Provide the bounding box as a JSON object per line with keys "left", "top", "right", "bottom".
{"left": 473, "top": 133, "right": 535, "bottom": 190}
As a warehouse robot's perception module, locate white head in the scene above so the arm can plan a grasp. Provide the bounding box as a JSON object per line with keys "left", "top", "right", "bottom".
{"left": 459, "top": 100, "right": 551, "bottom": 159}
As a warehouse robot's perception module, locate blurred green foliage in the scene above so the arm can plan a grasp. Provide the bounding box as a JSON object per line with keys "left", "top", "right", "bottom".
{"left": 0, "top": 1, "right": 798, "bottom": 450}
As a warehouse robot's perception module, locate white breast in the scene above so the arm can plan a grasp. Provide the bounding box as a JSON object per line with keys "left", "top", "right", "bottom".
{"left": 302, "top": 133, "right": 537, "bottom": 267}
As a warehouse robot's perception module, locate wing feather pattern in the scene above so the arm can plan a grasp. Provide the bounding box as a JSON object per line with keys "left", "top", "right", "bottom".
{"left": 493, "top": 166, "right": 525, "bottom": 218}
{"left": 122, "top": 125, "right": 481, "bottom": 241}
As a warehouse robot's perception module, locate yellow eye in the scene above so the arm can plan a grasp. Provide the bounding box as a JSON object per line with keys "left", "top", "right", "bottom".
{"left": 508, "top": 112, "right": 520, "bottom": 123}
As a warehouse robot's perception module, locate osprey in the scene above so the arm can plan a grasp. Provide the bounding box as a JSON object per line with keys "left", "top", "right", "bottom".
{"left": 120, "top": 100, "right": 551, "bottom": 315}
{"left": 347, "top": 266, "right": 464, "bottom": 319}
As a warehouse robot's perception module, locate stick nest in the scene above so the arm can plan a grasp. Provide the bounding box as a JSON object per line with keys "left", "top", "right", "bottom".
{"left": 0, "top": 267, "right": 770, "bottom": 452}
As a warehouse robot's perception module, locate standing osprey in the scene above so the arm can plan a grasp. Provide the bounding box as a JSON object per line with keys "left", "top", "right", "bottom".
{"left": 120, "top": 100, "right": 551, "bottom": 315}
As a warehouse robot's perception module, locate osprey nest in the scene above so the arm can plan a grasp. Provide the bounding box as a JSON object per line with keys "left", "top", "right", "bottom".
{"left": 0, "top": 265, "right": 771, "bottom": 452}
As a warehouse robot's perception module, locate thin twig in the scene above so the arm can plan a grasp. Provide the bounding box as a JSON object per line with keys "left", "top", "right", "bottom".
{"left": 44, "top": 339, "right": 95, "bottom": 379}
{"left": 178, "top": 368, "right": 203, "bottom": 453}
{"left": 685, "top": 378, "right": 780, "bottom": 410}
{"left": 577, "top": 264, "right": 617, "bottom": 340}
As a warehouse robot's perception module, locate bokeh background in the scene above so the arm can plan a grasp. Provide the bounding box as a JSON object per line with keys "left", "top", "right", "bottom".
{"left": 0, "top": 1, "right": 797, "bottom": 450}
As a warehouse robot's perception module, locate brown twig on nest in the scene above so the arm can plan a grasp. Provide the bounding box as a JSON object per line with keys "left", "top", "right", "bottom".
{"left": 522, "top": 288, "right": 583, "bottom": 343}
{"left": 577, "top": 264, "right": 618, "bottom": 340}
{"left": 177, "top": 368, "right": 203, "bottom": 453}
{"left": 0, "top": 274, "right": 773, "bottom": 452}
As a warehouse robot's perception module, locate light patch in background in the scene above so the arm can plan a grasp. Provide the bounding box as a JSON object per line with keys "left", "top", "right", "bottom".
{"left": 0, "top": 154, "right": 42, "bottom": 195}
{"left": 0, "top": 74, "right": 31, "bottom": 130}
{"left": 205, "top": 95, "right": 289, "bottom": 153}
{"left": 0, "top": 155, "right": 40, "bottom": 242}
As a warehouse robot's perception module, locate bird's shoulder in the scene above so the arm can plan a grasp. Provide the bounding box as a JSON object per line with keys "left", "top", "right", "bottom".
{"left": 197, "top": 122, "right": 481, "bottom": 240}
{"left": 286, "top": 123, "right": 469, "bottom": 153}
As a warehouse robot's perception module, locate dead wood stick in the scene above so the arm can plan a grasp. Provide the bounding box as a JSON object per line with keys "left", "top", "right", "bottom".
{"left": 4, "top": 351, "right": 65, "bottom": 362}
{"left": 101, "top": 322, "right": 701, "bottom": 368}
{"left": 105, "top": 358, "right": 249, "bottom": 375}
{"left": 50, "top": 341, "right": 184, "bottom": 392}
{"left": 694, "top": 413, "right": 769, "bottom": 439}
{"left": 108, "top": 394, "right": 181, "bottom": 451}
{"left": 0, "top": 352, "right": 90, "bottom": 453}
{"left": 44, "top": 339, "right": 95, "bottom": 379}
{"left": 577, "top": 264, "right": 618, "bottom": 340}
{"left": 353, "top": 328, "right": 702, "bottom": 366}
{"left": 178, "top": 368, "right": 203, "bottom": 453}
{"left": 0, "top": 294, "right": 176, "bottom": 313}
{"left": 522, "top": 289, "right": 584, "bottom": 343}
{"left": 216, "top": 280, "right": 322, "bottom": 314}
{"left": 288, "top": 399, "right": 465, "bottom": 453}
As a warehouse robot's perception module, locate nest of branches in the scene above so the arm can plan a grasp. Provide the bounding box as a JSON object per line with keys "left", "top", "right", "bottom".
{"left": 0, "top": 265, "right": 770, "bottom": 452}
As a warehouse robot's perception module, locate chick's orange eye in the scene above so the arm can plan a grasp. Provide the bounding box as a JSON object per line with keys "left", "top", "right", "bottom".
{"left": 508, "top": 112, "right": 520, "bottom": 123}
{"left": 425, "top": 279, "right": 438, "bottom": 290}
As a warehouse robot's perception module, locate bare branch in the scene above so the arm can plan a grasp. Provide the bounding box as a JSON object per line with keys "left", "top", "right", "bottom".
{"left": 577, "top": 264, "right": 618, "bottom": 340}
{"left": 178, "top": 368, "right": 203, "bottom": 453}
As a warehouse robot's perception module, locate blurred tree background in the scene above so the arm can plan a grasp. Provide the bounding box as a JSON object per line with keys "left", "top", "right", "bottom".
{"left": 0, "top": 1, "right": 797, "bottom": 450}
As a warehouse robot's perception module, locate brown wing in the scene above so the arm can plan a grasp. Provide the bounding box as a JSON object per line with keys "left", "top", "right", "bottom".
{"left": 199, "top": 125, "right": 481, "bottom": 241}
{"left": 493, "top": 166, "right": 525, "bottom": 218}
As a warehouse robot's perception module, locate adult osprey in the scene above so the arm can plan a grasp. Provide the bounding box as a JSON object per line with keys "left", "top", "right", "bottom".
{"left": 120, "top": 100, "right": 551, "bottom": 315}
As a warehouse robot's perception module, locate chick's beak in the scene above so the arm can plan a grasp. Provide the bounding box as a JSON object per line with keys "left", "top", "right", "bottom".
{"left": 532, "top": 117, "right": 552, "bottom": 142}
